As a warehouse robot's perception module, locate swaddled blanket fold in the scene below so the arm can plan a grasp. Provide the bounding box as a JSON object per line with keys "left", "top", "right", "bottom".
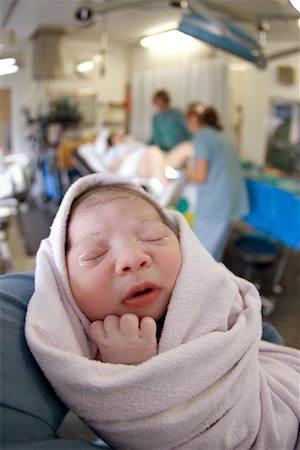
{"left": 25, "top": 173, "right": 300, "bottom": 450}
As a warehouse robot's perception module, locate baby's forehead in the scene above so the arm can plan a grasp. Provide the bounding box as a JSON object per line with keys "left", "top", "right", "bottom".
{"left": 69, "top": 188, "right": 167, "bottom": 225}
{"left": 74, "top": 190, "right": 157, "bottom": 211}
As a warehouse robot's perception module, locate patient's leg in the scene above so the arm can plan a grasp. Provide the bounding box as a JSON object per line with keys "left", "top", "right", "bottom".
{"left": 137, "top": 142, "right": 194, "bottom": 184}
{"left": 137, "top": 146, "right": 168, "bottom": 184}
{"left": 164, "top": 141, "right": 194, "bottom": 169}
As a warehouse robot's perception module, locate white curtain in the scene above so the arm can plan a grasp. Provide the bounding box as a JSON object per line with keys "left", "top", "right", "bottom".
{"left": 130, "top": 59, "right": 229, "bottom": 142}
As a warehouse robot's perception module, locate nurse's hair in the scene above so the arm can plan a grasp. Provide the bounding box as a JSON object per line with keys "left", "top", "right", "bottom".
{"left": 186, "top": 102, "right": 223, "bottom": 131}
{"left": 152, "top": 89, "right": 170, "bottom": 105}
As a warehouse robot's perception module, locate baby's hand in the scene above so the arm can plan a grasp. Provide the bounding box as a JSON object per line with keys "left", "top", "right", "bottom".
{"left": 90, "top": 313, "right": 157, "bottom": 364}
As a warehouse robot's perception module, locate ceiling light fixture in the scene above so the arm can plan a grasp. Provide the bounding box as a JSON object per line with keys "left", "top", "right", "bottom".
{"left": 140, "top": 29, "right": 199, "bottom": 52}
{"left": 289, "top": 0, "right": 300, "bottom": 13}
{"left": 0, "top": 57, "right": 19, "bottom": 76}
{"left": 75, "top": 60, "right": 95, "bottom": 73}
{"left": 0, "top": 57, "right": 16, "bottom": 67}
{"left": 0, "top": 65, "right": 19, "bottom": 76}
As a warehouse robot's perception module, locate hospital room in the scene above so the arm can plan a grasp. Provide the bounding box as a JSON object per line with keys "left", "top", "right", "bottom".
{"left": 0, "top": 0, "right": 300, "bottom": 448}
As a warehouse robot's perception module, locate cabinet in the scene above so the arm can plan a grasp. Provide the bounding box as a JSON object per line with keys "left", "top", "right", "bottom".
{"left": 98, "top": 101, "right": 128, "bottom": 134}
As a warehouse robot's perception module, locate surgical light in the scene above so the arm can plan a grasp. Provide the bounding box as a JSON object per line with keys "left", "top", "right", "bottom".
{"left": 179, "top": 13, "right": 267, "bottom": 68}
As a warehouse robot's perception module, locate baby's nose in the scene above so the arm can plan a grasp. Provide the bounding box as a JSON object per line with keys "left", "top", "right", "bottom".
{"left": 115, "top": 246, "right": 152, "bottom": 275}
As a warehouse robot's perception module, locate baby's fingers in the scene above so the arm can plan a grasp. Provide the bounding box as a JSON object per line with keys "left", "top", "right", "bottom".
{"left": 103, "top": 314, "right": 121, "bottom": 336}
{"left": 90, "top": 320, "right": 106, "bottom": 346}
{"left": 140, "top": 317, "right": 157, "bottom": 342}
{"left": 90, "top": 315, "right": 120, "bottom": 343}
{"left": 120, "top": 313, "right": 139, "bottom": 338}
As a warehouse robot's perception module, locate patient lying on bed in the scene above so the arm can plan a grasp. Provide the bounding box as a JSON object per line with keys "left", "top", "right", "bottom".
{"left": 77, "top": 129, "right": 193, "bottom": 184}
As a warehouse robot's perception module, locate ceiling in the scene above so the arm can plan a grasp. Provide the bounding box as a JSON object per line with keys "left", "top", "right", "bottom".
{"left": 1, "top": 0, "right": 300, "bottom": 55}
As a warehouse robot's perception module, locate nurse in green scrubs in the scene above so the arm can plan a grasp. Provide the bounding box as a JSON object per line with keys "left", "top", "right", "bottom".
{"left": 148, "top": 89, "right": 191, "bottom": 152}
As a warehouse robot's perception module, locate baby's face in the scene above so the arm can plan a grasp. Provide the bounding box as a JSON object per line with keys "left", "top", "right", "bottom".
{"left": 66, "top": 195, "right": 181, "bottom": 321}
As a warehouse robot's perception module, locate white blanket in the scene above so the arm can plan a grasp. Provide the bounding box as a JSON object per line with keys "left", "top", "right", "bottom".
{"left": 25, "top": 173, "right": 300, "bottom": 450}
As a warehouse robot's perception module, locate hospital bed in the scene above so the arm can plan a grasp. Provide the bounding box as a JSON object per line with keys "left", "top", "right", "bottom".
{"left": 70, "top": 145, "right": 104, "bottom": 176}
{"left": 71, "top": 143, "right": 190, "bottom": 209}
{"left": 67, "top": 130, "right": 196, "bottom": 211}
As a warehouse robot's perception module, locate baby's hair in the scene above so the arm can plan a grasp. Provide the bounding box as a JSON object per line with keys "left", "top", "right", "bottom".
{"left": 66, "top": 184, "right": 171, "bottom": 249}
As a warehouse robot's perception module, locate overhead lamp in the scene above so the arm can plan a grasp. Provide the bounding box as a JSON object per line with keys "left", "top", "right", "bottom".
{"left": 0, "top": 57, "right": 19, "bottom": 76}
{"left": 0, "top": 57, "right": 16, "bottom": 67}
{"left": 140, "top": 29, "right": 199, "bottom": 52}
{"left": 289, "top": 0, "right": 300, "bottom": 13}
{"left": 75, "top": 59, "right": 95, "bottom": 73}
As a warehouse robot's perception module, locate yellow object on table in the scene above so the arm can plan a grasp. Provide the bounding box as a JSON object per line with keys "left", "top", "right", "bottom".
{"left": 57, "top": 138, "right": 94, "bottom": 170}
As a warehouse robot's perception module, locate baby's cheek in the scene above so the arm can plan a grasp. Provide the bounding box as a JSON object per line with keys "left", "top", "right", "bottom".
{"left": 65, "top": 252, "right": 74, "bottom": 276}
{"left": 171, "top": 246, "right": 182, "bottom": 274}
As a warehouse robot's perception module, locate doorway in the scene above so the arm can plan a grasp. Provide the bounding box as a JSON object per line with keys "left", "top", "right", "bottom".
{"left": 0, "top": 89, "right": 11, "bottom": 152}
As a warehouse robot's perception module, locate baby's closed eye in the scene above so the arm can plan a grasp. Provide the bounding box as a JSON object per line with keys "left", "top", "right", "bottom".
{"left": 79, "top": 250, "right": 108, "bottom": 265}
{"left": 138, "top": 224, "right": 168, "bottom": 243}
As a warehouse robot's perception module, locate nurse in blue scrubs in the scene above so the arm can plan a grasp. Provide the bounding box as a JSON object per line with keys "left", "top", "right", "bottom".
{"left": 184, "top": 102, "right": 249, "bottom": 261}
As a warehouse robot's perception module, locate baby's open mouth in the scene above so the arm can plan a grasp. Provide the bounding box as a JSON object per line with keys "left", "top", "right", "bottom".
{"left": 122, "top": 283, "right": 160, "bottom": 307}
{"left": 132, "top": 288, "right": 152, "bottom": 297}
